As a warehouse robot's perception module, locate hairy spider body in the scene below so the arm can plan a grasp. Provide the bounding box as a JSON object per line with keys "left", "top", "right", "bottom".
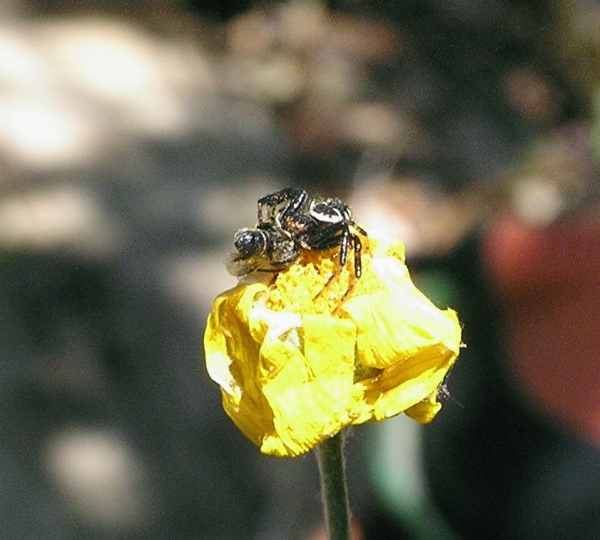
{"left": 227, "top": 188, "right": 366, "bottom": 278}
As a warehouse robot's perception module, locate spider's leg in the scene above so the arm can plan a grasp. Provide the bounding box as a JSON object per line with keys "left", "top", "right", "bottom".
{"left": 332, "top": 276, "right": 358, "bottom": 314}
{"left": 313, "top": 265, "right": 359, "bottom": 313}
{"left": 304, "top": 221, "right": 346, "bottom": 249}
{"left": 309, "top": 225, "right": 355, "bottom": 274}
{"left": 338, "top": 228, "right": 350, "bottom": 266}
{"left": 353, "top": 222, "right": 368, "bottom": 236}
{"left": 312, "top": 264, "right": 344, "bottom": 302}
{"left": 353, "top": 235, "right": 362, "bottom": 277}
{"left": 281, "top": 188, "right": 308, "bottom": 219}
{"left": 257, "top": 188, "right": 307, "bottom": 227}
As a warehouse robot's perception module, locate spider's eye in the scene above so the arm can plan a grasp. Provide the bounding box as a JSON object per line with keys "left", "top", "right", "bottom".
{"left": 234, "top": 229, "right": 267, "bottom": 257}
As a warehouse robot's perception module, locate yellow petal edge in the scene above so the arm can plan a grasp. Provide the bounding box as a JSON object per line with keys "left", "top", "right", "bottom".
{"left": 204, "top": 230, "right": 462, "bottom": 457}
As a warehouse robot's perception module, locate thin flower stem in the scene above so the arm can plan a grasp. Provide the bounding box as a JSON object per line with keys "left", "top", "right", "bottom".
{"left": 316, "top": 431, "right": 351, "bottom": 540}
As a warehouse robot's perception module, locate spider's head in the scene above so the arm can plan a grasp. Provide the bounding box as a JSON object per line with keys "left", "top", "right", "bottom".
{"left": 310, "top": 199, "right": 351, "bottom": 225}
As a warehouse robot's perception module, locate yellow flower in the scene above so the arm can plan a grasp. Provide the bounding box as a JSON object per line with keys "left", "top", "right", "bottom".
{"left": 204, "top": 230, "right": 461, "bottom": 457}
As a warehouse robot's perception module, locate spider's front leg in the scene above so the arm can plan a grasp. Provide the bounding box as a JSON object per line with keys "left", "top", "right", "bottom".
{"left": 303, "top": 222, "right": 356, "bottom": 275}
{"left": 334, "top": 227, "right": 364, "bottom": 278}
{"left": 257, "top": 188, "right": 308, "bottom": 228}
{"left": 351, "top": 233, "right": 362, "bottom": 277}
{"left": 338, "top": 228, "right": 351, "bottom": 267}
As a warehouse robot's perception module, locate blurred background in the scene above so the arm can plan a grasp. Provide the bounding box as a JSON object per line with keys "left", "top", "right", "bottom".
{"left": 1, "top": 0, "right": 600, "bottom": 539}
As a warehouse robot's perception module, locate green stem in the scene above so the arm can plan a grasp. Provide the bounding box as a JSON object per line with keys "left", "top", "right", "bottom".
{"left": 316, "top": 431, "right": 351, "bottom": 540}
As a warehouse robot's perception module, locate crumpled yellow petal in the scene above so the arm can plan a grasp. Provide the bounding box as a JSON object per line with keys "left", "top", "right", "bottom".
{"left": 204, "top": 230, "right": 462, "bottom": 457}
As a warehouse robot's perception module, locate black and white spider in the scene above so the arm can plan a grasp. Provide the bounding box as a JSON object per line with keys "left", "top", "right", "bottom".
{"left": 226, "top": 188, "right": 367, "bottom": 278}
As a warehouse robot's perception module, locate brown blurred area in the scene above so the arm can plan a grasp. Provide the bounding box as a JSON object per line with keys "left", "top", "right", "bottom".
{"left": 1, "top": 1, "right": 600, "bottom": 539}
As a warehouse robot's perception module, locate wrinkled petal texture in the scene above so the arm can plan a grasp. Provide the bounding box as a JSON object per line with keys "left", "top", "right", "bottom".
{"left": 204, "top": 232, "right": 461, "bottom": 457}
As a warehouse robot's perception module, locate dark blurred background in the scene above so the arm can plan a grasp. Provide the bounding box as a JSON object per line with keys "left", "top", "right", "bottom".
{"left": 1, "top": 1, "right": 600, "bottom": 539}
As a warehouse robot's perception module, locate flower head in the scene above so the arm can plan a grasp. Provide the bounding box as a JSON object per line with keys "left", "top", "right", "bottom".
{"left": 204, "top": 230, "right": 461, "bottom": 457}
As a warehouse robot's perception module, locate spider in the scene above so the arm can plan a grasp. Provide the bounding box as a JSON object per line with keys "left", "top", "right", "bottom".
{"left": 226, "top": 188, "right": 367, "bottom": 278}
